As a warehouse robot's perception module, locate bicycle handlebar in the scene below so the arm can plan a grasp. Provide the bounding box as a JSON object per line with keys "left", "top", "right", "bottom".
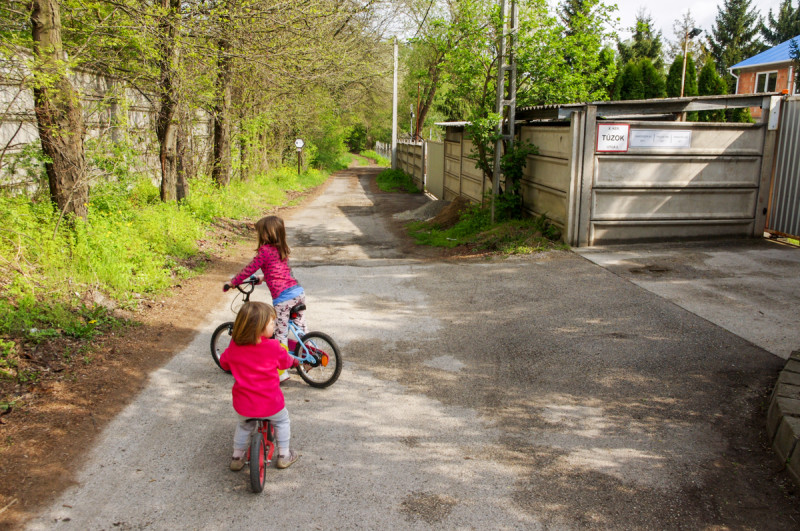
{"left": 224, "top": 276, "right": 261, "bottom": 294}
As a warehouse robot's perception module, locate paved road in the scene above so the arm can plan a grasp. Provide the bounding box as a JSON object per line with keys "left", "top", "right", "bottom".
{"left": 28, "top": 167, "right": 800, "bottom": 529}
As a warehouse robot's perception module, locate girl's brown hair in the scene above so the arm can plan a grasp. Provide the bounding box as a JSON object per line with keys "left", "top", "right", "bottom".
{"left": 255, "top": 216, "right": 290, "bottom": 261}
{"left": 231, "top": 302, "right": 276, "bottom": 346}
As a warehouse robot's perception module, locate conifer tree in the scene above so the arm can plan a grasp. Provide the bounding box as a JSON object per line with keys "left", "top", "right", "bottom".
{"left": 760, "top": 0, "right": 800, "bottom": 46}
{"left": 666, "top": 54, "right": 698, "bottom": 98}
{"left": 709, "top": 0, "right": 766, "bottom": 92}
{"left": 697, "top": 60, "right": 727, "bottom": 122}
{"left": 640, "top": 58, "right": 666, "bottom": 98}
{"left": 618, "top": 11, "right": 665, "bottom": 71}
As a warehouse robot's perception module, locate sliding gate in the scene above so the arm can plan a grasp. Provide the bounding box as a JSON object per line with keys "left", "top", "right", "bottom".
{"left": 767, "top": 96, "right": 800, "bottom": 239}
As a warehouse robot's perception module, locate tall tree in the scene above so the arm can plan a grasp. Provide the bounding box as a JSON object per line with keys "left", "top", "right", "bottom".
{"left": 555, "top": 0, "right": 618, "bottom": 102}
{"left": 30, "top": 0, "right": 88, "bottom": 221}
{"left": 666, "top": 10, "right": 707, "bottom": 65}
{"left": 709, "top": 0, "right": 765, "bottom": 92}
{"left": 155, "top": 0, "right": 181, "bottom": 201}
{"left": 666, "top": 54, "right": 698, "bottom": 97}
{"left": 761, "top": 0, "right": 800, "bottom": 46}
{"left": 618, "top": 10, "right": 665, "bottom": 71}
{"left": 792, "top": 37, "right": 800, "bottom": 88}
{"left": 697, "top": 59, "right": 727, "bottom": 122}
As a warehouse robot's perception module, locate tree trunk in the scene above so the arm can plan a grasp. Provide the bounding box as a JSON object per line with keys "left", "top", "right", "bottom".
{"left": 31, "top": 0, "right": 87, "bottom": 221}
{"left": 175, "top": 106, "right": 189, "bottom": 201}
{"left": 156, "top": 0, "right": 180, "bottom": 202}
{"left": 211, "top": 34, "right": 232, "bottom": 186}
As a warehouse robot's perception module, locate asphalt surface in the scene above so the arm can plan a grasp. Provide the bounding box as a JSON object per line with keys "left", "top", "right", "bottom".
{"left": 27, "top": 167, "right": 800, "bottom": 529}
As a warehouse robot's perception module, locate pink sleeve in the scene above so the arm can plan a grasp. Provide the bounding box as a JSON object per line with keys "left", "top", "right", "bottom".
{"left": 230, "top": 248, "right": 267, "bottom": 286}
{"left": 276, "top": 343, "right": 297, "bottom": 370}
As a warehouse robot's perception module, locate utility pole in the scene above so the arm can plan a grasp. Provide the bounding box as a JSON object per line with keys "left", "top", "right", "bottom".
{"left": 391, "top": 38, "right": 398, "bottom": 170}
{"left": 491, "top": 0, "right": 518, "bottom": 223}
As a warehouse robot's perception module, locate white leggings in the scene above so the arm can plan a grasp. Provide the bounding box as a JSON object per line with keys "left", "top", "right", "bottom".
{"left": 233, "top": 408, "right": 290, "bottom": 455}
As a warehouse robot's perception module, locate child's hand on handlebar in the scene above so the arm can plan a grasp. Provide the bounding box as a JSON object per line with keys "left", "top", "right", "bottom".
{"left": 223, "top": 283, "right": 231, "bottom": 292}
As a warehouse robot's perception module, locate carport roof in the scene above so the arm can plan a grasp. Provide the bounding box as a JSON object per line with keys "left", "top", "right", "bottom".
{"left": 515, "top": 93, "right": 773, "bottom": 121}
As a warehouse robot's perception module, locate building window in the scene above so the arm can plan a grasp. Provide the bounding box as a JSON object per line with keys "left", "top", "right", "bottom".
{"left": 755, "top": 71, "right": 778, "bottom": 92}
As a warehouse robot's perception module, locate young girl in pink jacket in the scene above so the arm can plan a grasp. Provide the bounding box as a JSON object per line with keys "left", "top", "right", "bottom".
{"left": 228, "top": 215, "right": 307, "bottom": 382}
{"left": 219, "top": 301, "right": 299, "bottom": 471}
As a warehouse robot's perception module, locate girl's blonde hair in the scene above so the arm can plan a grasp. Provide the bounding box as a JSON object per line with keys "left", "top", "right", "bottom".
{"left": 231, "top": 302, "right": 276, "bottom": 346}
{"left": 255, "top": 216, "right": 290, "bottom": 261}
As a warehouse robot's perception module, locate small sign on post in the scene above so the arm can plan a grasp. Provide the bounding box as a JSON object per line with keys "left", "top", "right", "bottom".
{"left": 294, "top": 138, "right": 304, "bottom": 175}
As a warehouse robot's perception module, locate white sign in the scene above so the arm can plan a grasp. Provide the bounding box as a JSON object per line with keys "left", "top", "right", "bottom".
{"left": 294, "top": 138, "right": 305, "bottom": 149}
{"left": 596, "top": 124, "right": 630, "bottom": 152}
{"left": 630, "top": 129, "right": 692, "bottom": 149}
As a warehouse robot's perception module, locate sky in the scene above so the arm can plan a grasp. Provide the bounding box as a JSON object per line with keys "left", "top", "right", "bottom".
{"left": 612, "top": 0, "right": 784, "bottom": 42}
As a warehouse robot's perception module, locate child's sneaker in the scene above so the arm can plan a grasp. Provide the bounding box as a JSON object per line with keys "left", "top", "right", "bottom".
{"left": 279, "top": 370, "right": 291, "bottom": 383}
{"left": 276, "top": 449, "right": 299, "bottom": 469}
{"left": 230, "top": 457, "right": 245, "bottom": 471}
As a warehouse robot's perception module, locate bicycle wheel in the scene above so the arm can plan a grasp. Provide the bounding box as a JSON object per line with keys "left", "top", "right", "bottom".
{"left": 249, "top": 429, "right": 267, "bottom": 493}
{"left": 294, "top": 331, "right": 342, "bottom": 388}
{"left": 210, "top": 322, "right": 234, "bottom": 372}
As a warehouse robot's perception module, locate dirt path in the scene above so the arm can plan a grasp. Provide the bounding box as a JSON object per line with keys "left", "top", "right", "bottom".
{"left": 5, "top": 166, "right": 800, "bottom": 529}
{"left": 0, "top": 171, "right": 394, "bottom": 529}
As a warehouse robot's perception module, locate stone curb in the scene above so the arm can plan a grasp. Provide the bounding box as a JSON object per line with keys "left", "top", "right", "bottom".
{"left": 768, "top": 350, "right": 800, "bottom": 485}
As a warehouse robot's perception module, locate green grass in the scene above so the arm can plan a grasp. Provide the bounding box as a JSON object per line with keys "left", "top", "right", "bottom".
{"left": 360, "top": 150, "right": 391, "bottom": 167}
{"left": 0, "top": 165, "right": 332, "bottom": 354}
{"left": 376, "top": 169, "right": 419, "bottom": 193}
{"left": 408, "top": 203, "right": 566, "bottom": 254}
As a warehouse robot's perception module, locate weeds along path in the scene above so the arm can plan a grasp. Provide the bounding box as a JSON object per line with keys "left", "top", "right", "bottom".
{"left": 22, "top": 166, "right": 800, "bottom": 529}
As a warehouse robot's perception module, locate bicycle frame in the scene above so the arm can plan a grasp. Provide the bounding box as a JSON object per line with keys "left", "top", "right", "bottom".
{"left": 286, "top": 319, "right": 329, "bottom": 368}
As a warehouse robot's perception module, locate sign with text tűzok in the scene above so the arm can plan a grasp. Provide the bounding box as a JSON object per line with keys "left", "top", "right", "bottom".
{"left": 596, "top": 123, "right": 630, "bottom": 152}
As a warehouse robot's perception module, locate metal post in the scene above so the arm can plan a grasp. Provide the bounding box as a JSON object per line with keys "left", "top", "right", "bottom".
{"left": 491, "top": 0, "right": 517, "bottom": 224}
{"left": 391, "top": 39, "right": 398, "bottom": 170}
{"left": 491, "top": 0, "right": 508, "bottom": 224}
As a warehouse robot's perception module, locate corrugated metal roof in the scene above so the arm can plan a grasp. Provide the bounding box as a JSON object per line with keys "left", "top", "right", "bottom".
{"left": 730, "top": 36, "right": 800, "bottom": 70}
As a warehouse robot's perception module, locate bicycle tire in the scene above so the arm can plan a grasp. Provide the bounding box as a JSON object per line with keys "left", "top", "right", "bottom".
{"left": 210, "top": 322, "right": 234, "bottom": 372}
{"left": 294, "top": 331, "right": 342, "bottom": 388}
{"left": 249, "top": 429, "right": 267, "bottom": 493}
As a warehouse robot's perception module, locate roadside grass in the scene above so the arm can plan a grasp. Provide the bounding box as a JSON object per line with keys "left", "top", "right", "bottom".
{"left": 376, "top": 168, "right": 419, "bottom": 193}
{"left": 408, "top": 203, "right": 567, "bottom": 254}
{"left": 360, "top": 150, "right": 390, "bottom": 167}
{"left": 0, "top": 165, "right": 332, "bottom": 387}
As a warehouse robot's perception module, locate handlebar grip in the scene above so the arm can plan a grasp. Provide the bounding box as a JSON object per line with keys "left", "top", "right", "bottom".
{"left": 223, "top": 283, "right": 231, "bottom": 292}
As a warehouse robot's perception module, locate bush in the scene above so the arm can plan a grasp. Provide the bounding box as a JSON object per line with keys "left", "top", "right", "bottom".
{"left": 376, "top": 169, "right": 419, "bottom": 193}
{"left": 0, "top": 165, "right": 331, "bottom": 341}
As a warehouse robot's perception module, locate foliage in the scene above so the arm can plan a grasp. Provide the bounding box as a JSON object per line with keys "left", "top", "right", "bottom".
{"left": 376, "top": 169, "right": 419, "bottom": 193}
{"left": 617, "top": 11, "right": 665, "bottom": 71}
{"left": 360, "top": 150, "right": 391, "bottom": 167}
{"left": 666, "top": 54, "right": 698, "bottom": 98}
{"left": 697, "top": 60, "right": 728, "bottom": 122}
{"left": 346, "top": 124, "right": 368, "bottom": 153}
{"left": 0, "top": 166, "right": 331, "bottom": 345}
{"left": 615, "top": 58, "right": 666, "bottom": 100}
{"left": 666, "top": 10, "right": 708, "bottom": 65}
{"left": 793, "top": 38, "right": 800, "bottom": 88}
{"left": 709, "top": 0, "right": 767, "bottom": 92}
{"left": 408, "top": 203, "right": 565, "bottom": 254}
{"left": 761, "top": 0, "right": 800, "bottom": 46}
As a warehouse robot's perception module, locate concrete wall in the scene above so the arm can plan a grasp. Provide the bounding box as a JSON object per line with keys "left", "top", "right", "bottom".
{"left": 426, "top": 141, "right": 444, "bottom": 199}
{"left": 396, "top": 142, "right": 424, "bottom": 190}
{"left": 432, "top": 96, "right": 781, "bottom": 247}
{"left": 0, "top": 52, "right": 212, "bottom": 191}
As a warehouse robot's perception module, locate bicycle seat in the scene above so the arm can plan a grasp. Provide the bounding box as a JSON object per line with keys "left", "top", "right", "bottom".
{"left": 290, "top": 303, "right": 306, "bottom": 315}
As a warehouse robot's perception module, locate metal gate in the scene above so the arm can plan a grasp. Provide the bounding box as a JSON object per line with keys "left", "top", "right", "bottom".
{"left": 767, "top": 96, "right": 800, "bottom": 239}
